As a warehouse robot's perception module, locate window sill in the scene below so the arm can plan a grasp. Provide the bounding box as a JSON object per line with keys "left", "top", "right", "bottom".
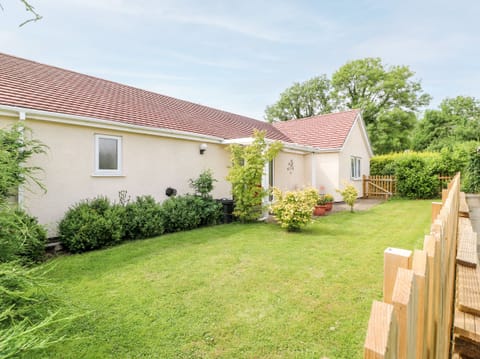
{"left": 91, "top": 173, "right": 125, "bottom": 177}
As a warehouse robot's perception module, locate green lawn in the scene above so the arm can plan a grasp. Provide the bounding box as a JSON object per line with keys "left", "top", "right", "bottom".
{"left": 36, "top": 200, "right": 432, "bottom": 359}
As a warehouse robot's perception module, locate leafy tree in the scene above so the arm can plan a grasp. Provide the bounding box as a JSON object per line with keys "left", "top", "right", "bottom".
{"left": 265, "top": 58, "right": 430, "bottom": 154}
{"left": 226, "top": 130, "right": 282, "bottom": 222}
{"left": 0, "top": 123, "right": 46, "bottom": 202}
{"left": 412, "top": 96, "right": 480, "bottom": 151}
{"left": 265, "top": 75, "right": 332, "bottom": 122}
{"left": 1, "top": 0, "right": 42, "bottom": 26}
{"left": 331, "top": 58, "right": 431, "bottom": 127}
{"left": 367, "top": 108, "right": 416, "bottom": 154}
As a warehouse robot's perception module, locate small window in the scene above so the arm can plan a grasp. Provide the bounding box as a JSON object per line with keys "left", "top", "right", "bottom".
{"left": 351, "top": 156, "right": 361, "bottom": 179}
{"left": 268, "top": 160, "right": 274, "bottom": 201}
{"left": 94, "top": 134, "right": 122, "bottom": 176}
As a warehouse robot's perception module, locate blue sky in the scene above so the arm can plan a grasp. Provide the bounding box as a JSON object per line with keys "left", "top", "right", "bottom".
{"left": 1, "top": 0, "right": 479, "bottom": 120}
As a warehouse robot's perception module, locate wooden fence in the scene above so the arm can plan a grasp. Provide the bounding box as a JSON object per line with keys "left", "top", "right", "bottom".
{"left": 363, "top": 175, "right": 453, "bottom": 199}
{"left": 363, "top": 175, "right": 397, "bottom": 199}
{"left": 364, "top": 173, "right": 462, "bottom": 358}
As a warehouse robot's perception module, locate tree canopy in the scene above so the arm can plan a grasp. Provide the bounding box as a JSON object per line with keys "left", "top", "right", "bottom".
{"left": 265, "top": 58, "right": 431, "bottom": 155}
{"left": 265, "top": 75, "right": 332, "bottom": 122}
{"left": 412, "top": 96, "right": 480, "bottom": 151}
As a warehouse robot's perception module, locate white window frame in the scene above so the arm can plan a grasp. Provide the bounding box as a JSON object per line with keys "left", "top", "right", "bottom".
{"left": 351, "top": 156, "right": 361, "bottom": 180}
{"left": 94, "top": 134, "right": 122, "bottom": 176}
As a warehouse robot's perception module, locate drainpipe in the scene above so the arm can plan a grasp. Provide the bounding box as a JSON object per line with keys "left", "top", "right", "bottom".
{"left": 311, "top": 152, "right": 317, "bottom": 189}
{"left": 17, "top": 111, "right": 26, "bottom": 209}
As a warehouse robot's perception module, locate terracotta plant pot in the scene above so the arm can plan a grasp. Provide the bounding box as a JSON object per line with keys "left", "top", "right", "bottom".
{"left": 325, "top": 202, "right": 333, "bottom": 211}
{"left": 313, "top": 205, "right": 327, "bottom": 216}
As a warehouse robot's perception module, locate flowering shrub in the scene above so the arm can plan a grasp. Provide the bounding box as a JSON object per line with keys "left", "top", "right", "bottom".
{"left": 336, "top": 183, "right": 358, "bottom": 212}
{"left": 270, "top": 187, "right": 318, "bottom": 232}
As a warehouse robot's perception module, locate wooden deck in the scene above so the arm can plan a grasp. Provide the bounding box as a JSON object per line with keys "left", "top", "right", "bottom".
{"left": 453, "top": 201, "right": 480, "bottom": 358}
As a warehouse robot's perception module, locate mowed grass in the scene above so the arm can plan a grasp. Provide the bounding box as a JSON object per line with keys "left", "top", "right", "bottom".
{"left": 37, "top": 200, "right": 432, "bottom": 359}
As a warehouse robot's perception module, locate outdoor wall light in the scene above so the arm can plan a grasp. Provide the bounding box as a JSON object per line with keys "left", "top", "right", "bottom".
{"left": 199, "top": 143, "right": 208, "bottom": 155}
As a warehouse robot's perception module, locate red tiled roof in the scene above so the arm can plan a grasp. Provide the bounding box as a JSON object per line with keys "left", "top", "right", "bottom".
{"left": 273, "top": 110, "right": 360, "bottom": 149}
{"left": 0, "top": 53, "right": 290, "bottom": 141}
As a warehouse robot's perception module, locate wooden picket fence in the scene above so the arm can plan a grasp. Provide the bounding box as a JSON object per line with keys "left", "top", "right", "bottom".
{"left": 364, "top": 173, "right": 462, "bottom": 358}
{"left": 363, "top": 175, "right": 453, "bottom": 199}
{"left": 363, "top": 175, "right": 397, "bottom": 199}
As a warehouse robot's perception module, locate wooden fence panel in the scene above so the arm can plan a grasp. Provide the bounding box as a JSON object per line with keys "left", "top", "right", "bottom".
{"left": 363, "top": 175, "right": 453, "bottom": 199}
{"left": 364, "top": 173, "right": 461, "bottom": 359}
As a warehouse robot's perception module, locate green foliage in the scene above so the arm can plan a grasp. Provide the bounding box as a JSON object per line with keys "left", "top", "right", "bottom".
{"left": 0, "top": 123, "right": 46, "bottom": 202}
{"left": 59, "top": 197, "right": 123, "bottom": 253}
{"left": 271, "top": 187, "right": 318, "bottom": 231}
{"left": 336, "top": 183, "right": 358, "bottom": 212}
{"left": 395, "top": 157, "right": 439, "bottom": 199}
{"left": 412, "top": 96, "right": 480, "bottom": 151}
{"left": 331, "top": 58, "right": 430, "bottom": 127}
{"left": 265, "top": 57, "right": 431, "bottom": 154}
{"left": 123, "top": 195, "right": 164, "bottom": 240}
{"left": 371, "top": 147, "right": 480, "bottom": 196}
{"left": 265, "top": 75, "right": 333, "bottom": 122}
{"left": 464, "top": 148, "right": 480, "bottom": 193}
{"left": 0, "top": 262, "right": 73, "bottom": 358}
{"left": 367, "top": 109, "right": 416, "bottom": 154}
{"left": 189, "top": 169, "right": 217, "bottom": 198}
{"left": 227, "top": 130, "right": 282, "bottom": 222}
{"left": 0, "top": 206, "right": 46, "bottom": 264}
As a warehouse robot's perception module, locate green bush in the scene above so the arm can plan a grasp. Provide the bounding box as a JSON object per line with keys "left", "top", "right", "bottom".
{"left": 395, "top": 157, "right": 439, "bottom": 199}
{"left": 189, "top": 169, "right": 217, "bottom": 198}
{"left": 0, "top": 207, "right": 46, "bottom": 264}
{"left": 270, "top": 187, "right": 318, "bottom": 232}
{"left": 123, "top": 196, "right": 164, "bottom": 240}
{"left": 336, "top": 183, "right": 359, "bottom": 212}
{"left": 196, "top": 197, "right": 223, "bottom": 226}
{"left": 464, "top": 147, "right": 480, "bottom": 193}
{"left": 162, "top": 195, "right": 201, "bottom": 233}
{"left": 59, "top": 197, "right": 123, "bottom": 253}
{"left": 0, "top": 262, "right": 75, "bottom": 358}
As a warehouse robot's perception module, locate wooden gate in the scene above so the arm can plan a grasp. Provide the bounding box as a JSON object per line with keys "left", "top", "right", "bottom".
{"left": 363, "top": 175, "right": 397, "bottom": 199}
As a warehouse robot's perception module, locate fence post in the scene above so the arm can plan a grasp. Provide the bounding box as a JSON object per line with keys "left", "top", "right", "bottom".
{"left": 363, "top": 175, "right": 368, "bottom": 198}
{"left": 384, "top": 248, "right": 412, "bottom": 304}
{"left": 392, "top": 268, "right": 418, "bottom": 359}
{"left": 365, "top": 301, "right": 398, "bottom": 359}
{"left": 412, "top": 249, "right": 428, "bottom": 358}
{"left": 432, "top": 202, "right": 442, "bottom": 223}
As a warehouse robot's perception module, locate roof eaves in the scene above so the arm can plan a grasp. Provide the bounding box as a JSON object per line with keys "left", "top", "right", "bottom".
{"left": 0, "top": 104, "right": 225, "bottom": 143}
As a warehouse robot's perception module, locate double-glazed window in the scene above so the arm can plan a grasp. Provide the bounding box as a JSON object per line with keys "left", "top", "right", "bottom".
{"left": 94, "top": 134, "right": 122, "bottom": 176}
{"left": 351, "top": 156, "right": 361, "bottom": 179}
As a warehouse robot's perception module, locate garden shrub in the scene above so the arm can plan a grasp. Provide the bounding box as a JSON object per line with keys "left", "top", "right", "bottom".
{"left": 227, "top": 130, "right": 282, "bottom": 222}
{"left": 162, "top": 195, "right": 202, "bottom": 233}
{"left": 464, "top": 147, "right": 480, "bottom": 193}
{"left": 0, "top": 262, "right": 76, "bottom": 358}
{"left": 123, "top": 195, "right": 164, "bottom": 240}
{"left": 59, "top": 197, "right": 123, "bottom": 253}
{"left": 0, "top": 206, "right": 46, "bottom": 264}
{"left": 336, "top": 183, "right": 358, "bottom": 212}
{"left": 270, "top": 187, "right": 317, "bottom": 232}
{"left": 189, "top": 169, "right": 217, "bottom": 198}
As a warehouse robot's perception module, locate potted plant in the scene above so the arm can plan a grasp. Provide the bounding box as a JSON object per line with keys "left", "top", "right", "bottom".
{"left": 324, "top": 194, "right": 334, "bottom": 211}
{"left": 314, "top": 194, "right": 328, "bottom": 216}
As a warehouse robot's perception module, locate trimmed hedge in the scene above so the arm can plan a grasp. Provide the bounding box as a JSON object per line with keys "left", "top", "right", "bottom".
{"left": 59, "top": 194, "right": 223, "bottom": 254}
{"left": 370, "top": 142, "right": 480, "bottom": 198}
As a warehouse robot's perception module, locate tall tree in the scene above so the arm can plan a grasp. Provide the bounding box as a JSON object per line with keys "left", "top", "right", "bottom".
{"left": 367, "top": 108, "right": 416, "bottom": 154}
{"left": 265, "top": 75, "right": 332, "bottom": 122}
{"left": 265, "top": 58, "right": 431, "bottom": 154}
{"left": 412, "top": 96, "right": 480, "bottom": 151}
{"left": 331, "top": 58, "right": 431, "bottom": 127}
